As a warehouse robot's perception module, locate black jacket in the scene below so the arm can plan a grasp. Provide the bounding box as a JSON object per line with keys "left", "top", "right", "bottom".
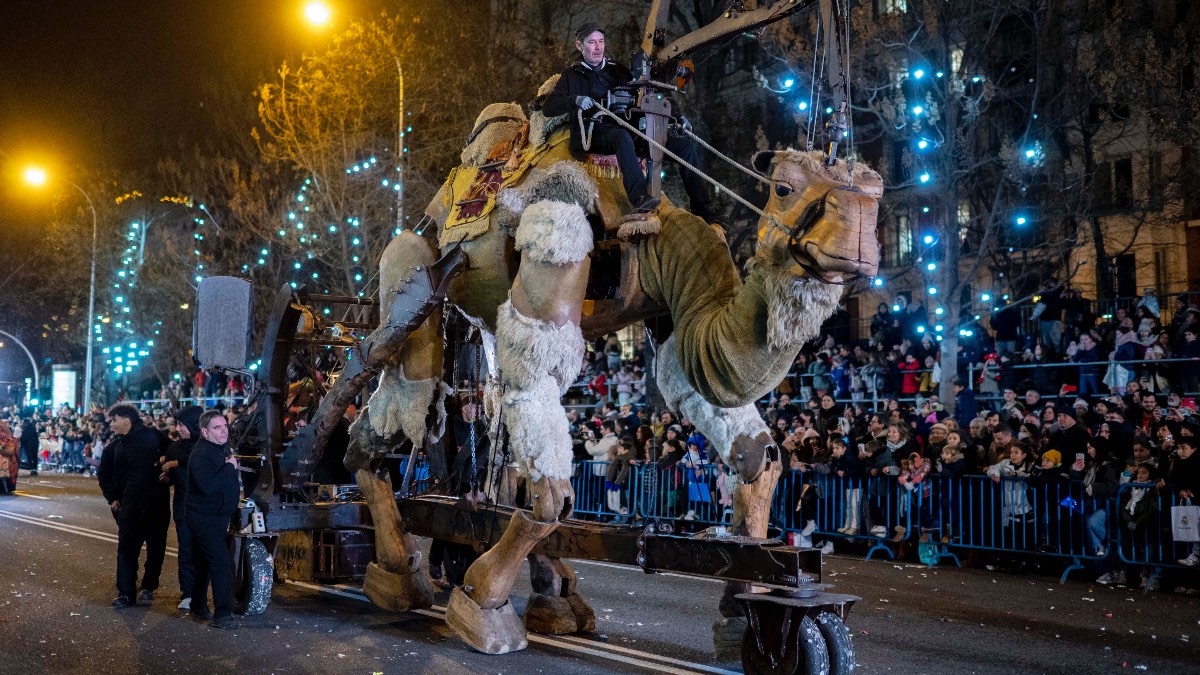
{"left": 185, "top": 438, "right": 241, "bottom": 518}
{"left": 543, "top": 59, "right": 633, "bottom": 152}
{"left": 164, "top": 436, "right": 197, "bottom": 497}
{"left": 97, "top": 422, "right": 169, "bottom": 507}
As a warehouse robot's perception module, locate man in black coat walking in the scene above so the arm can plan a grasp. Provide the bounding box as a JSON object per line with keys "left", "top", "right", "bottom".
{"left": 97, "top": 404, "right": 170, "bottom": 608}
{"left": 542, "top": 21, "right": 716, "bottom": 221}
{"left": 186, "top": 410, "right": 242, "bottom": 629}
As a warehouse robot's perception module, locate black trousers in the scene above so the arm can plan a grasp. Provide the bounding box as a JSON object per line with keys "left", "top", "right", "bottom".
{"left": 173, "top": 492, "right": 195, "bottom": 598}
{"left": 584, "top": 124, "right": 715, "bottom": 221}
{"left": 115, "top": 501, "right": 170, "bottom": 598}
{"left": 188, "top": 513, "right": 233, "bottom": 618}
{"left": 19, "top": 444, "right": 38, "bottom": 471}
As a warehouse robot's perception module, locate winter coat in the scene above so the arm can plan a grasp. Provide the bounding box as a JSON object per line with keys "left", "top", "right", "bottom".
{"left": 543, "top": 58, "right": 635, "bottom": 153}
{"left": 605, "top": 444, "right": 638, "bottom": 486}
{"left": 953, "top": 388, "right": 978, "bottom": 429}
{"left": 898, "top": 360, "right": 921, "bottom": 395}
{"left": 585, "top": 433, "right": 618, "bottom": 477}
{"left": 829, "top": 451, "right": 863, "bottom": 488}
{"left": 185, "top": 438, "right": 241, "bottom": 519}
{"left": 986, "top": 459, "right": 1033, "bottom": 522}
{"left": 97, "top": 421, "right": 169, "bottom": 508}
{"left": 808, "top": 359, "right": 832, "bottom": 393}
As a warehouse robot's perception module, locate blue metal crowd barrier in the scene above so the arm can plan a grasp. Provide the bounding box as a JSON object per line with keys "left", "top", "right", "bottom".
{"left": 563, "top": 463, "right": 1200, "bottom": 585}
{"left": 1114, "top": 482, "right": 1196, "bottom": 572}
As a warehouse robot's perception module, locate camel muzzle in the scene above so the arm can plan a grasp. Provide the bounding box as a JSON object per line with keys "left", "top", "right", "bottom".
{"left": 789, "top": 186, "right": 880, "bottom": 280}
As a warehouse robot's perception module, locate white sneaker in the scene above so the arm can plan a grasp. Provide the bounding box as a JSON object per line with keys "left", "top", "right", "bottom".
{"left": 1095, "top": 546, "right": 1106, "bottom": 558}
{"left": 801, "top": 521, "right": 817, "bottom": 537}
{"left": 870, "top": 525, "right": 887, "bottom": 537}
{"left": 1178, "top": 554, "right": 1199, "bottom": 567}
{"left": 1096, "top": 572, "right": 1115, "bottom": 585}
{"left": 820, "top": 541, "right": 834, "bottom": 555}
{"left": 683, "top": 510, "right": 696, "bottom": 521}
{"left": 177, "top": 597, "right": 191, "bottom": 611}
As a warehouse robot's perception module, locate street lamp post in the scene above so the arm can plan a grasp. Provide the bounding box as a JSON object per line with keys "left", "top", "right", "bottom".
{"left": 23, "top": 168, "right": 98, "bottom": 414}
{"left": 302, "top": 3, "right": 404, "bottom": 229}
{"left": 0, "top": 329, "right": 40, "bottom": 402}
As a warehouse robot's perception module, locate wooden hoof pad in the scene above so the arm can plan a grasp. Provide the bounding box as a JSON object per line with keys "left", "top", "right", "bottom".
{"left": 524, "top": 592, "right": 596, "bottom": 635}
{"left": 446, "top": 586, "right": 528, "bottom": 654}
{"left": 362, "top": 561, "right": 434, "bottom": 612}
{"left": 713, "top": 616, "right": 749, "bottom": 661}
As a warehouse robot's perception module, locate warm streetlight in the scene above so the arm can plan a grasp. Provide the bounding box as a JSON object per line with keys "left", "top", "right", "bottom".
{"left": 20, "top": 166, "right": 98, "bottom": 414}
{"left": 23, "top": 166, "right": 47, "bottom": 187}
{"left": 304, "top": 1, "right": 332, "bottom": 27}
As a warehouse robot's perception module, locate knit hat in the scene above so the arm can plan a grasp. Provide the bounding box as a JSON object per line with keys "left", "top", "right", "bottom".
{"left": 687, "top": 433, "right": 706, "bottom": 451}
{"left": 1057, "top": 407, "right": 1076, "bottom": 421}
{"left": 1073, "top": 399, "right": 1089, "bottom": 410}
{"left": 930, "top": 422, "right": 949, "bottom": 435}
{"left": 668, "top": 424, "right": 683, "bottom": 434}
{"left": 575, "top": 21, "right": 604, "bottom": 41}
{"left": 1042, "top": 449, "right": 1062, "bottom": 466}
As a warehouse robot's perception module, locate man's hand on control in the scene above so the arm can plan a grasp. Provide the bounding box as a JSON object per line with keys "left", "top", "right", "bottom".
{"left": 678, "top": 115, "right": 693, "bottom": 133}
{"left": 576, "top": 96, "right": 596, "bottom": 111}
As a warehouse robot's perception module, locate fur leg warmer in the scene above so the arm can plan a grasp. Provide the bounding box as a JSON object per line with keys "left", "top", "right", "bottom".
{"left": 496, "top": 301, "right": 583, "bottom": 483}
{"left": 496, "top": 301, "right": 584, "bottom": 392}
{"left": 748, "top": 258, "right": 844, "bottom": 351}
{"left": 367, "top": 365, "right": 438, "bottom": 443}
{"left": 656, "top": 335, "right": 769, "bottom": 465}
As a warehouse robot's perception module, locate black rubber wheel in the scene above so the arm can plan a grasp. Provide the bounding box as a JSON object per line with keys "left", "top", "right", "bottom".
{"left": 742, "top": 615, "right": 829, "bottom": 675}
{"left": 816, "top": 611, "right": 855, "bottom": 674}
{"left": 233, "top": 538, "right": 273, "bottom": 616}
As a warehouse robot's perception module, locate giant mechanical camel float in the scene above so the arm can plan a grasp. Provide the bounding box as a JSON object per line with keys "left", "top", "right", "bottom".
{"left": 195, "top": 2, "right": 882, "bottom": 672}
{"left": 339, "top": 0, "right": 881, "bottom": 658}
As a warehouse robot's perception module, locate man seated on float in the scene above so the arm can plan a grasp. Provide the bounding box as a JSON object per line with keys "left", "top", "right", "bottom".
{"left": 542, "top": 20, "right": 718, "bottom": 221}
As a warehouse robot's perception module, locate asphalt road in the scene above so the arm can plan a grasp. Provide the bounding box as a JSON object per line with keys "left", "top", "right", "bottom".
{"left": 1, "top": 473, "right": 1198, "bottom": 674}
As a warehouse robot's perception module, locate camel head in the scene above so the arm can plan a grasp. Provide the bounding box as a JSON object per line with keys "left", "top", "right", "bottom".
{"left": 751, "top": 150, "right": 882, "bottom": 283}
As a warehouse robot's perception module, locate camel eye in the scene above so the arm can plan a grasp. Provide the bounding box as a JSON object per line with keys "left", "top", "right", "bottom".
{"left": 774, "top": 182, "right": 794, "bottom": 198}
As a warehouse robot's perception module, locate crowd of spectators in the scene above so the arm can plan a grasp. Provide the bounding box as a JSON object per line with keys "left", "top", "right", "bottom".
{"left": 567, "top": 290, "right": 1200, "bottom": 591}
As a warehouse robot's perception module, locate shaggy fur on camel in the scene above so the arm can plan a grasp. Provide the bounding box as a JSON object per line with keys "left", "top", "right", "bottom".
{"left": 746, "top": 257, "right": 844, "bottom": 351}
{"left": 655, "top": 335, "right": 769, "bottom": 466}
{"left": 366, "top": 365, "right": 438, "bottom": 444}
{"left": 513, "top": 199, "right": 593, "bottom": 265}
{"left": 496, "top": 300, "right": 583, "bottom": 483}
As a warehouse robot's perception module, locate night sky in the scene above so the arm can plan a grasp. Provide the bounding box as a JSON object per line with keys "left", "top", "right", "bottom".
{"left": 0, "top": 0, "right": 384, "bottom": 390}
{"left": 0, "top": 1, "right": 387, "bottom": 171}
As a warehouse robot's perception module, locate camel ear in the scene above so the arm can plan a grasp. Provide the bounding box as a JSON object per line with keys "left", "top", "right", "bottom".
{"left": 751, "top": 150, "right": 777, "bottom": 176}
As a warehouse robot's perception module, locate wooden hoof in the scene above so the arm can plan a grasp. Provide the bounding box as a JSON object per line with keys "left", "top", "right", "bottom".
{"left": 524, "top": 592, "right": 595, "bottom": 635}
{"left": 446, "top": 586, "right": 528, "bottom": 654}
{"left": 362, "top": 561, "right": 434, "bottom": 613}
{"left": 713, "top": 616, "right": 748, "bottom": 661}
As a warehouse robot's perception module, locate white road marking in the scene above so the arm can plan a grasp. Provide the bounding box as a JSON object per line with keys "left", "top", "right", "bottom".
{"left": 1, "top": 509, "right": 738, "bottom": 674}
{"left": 574, "top": 558, "right": 724, "bottom": 584}
{"left": 11, "top": 491, "right": 50, "bottom": 500}
{"left": 0, "top": 510, "right": 179, "bottom": 554}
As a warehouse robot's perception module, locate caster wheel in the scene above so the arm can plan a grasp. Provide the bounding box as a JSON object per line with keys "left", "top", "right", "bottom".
{"left": 816, "top": 611, "right": 855, "bottom": 674}
{"left": 742, "top": 614, "right": 828, "bottom": 675}
{"left": 233, "top": 538, "right": 273, "bottom": 616}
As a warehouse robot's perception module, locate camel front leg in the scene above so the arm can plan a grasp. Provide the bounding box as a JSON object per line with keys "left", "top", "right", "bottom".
{"left": 345, "top": 230, "right": 445, "bottom": 613}
{"left": 446, "top": 197, "right": 593, "bottom": 654}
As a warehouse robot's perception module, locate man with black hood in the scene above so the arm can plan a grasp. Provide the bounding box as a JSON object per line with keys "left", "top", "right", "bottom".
{"left": 160, "top": 405, "right": 203, "bottom": 612}
{"left": 186, "top": 410, "right": 242, "bottom": 629}
{"left": 97, "top": 403, "right": 170, "bottom": 608}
